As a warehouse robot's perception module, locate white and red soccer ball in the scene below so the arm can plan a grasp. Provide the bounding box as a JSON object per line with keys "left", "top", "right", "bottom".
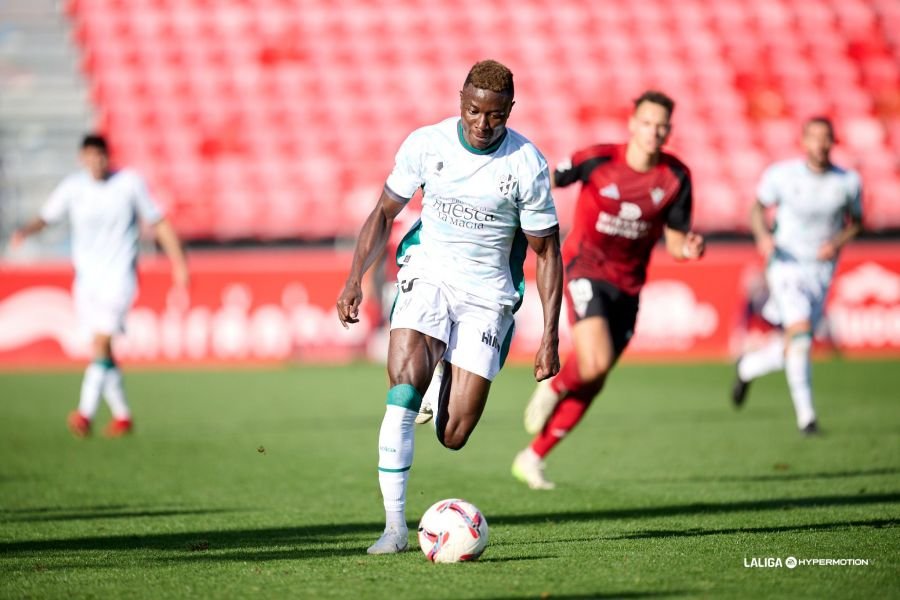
{"left": 417, "top": 498, "right": 489, "bottom": 563}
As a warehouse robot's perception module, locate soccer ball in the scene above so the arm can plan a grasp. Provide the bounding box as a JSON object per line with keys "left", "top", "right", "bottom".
{"left": 417, "top": 498, "right": 489, "bottom": 563}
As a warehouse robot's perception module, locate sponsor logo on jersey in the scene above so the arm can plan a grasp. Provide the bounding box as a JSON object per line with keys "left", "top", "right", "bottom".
{"left": 618, "top": 202, "right": 642, "bottom": 220}
{"left": 600, "top": 183, "right": 620, "bottom": 200}
{"left": 435, "top": 197, "right": 497, "bottom": 230}
{"left": 595, "top": 203, "right": 648, "bottom": 239}
{"left": 650, "top": 187, "right": 665, "bottom": 205}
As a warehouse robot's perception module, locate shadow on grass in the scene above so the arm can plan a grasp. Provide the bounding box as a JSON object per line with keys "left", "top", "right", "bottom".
{"left": 488, "top": 491, "right": 900, "bottom": 527}
{"left": 1, "top": 491, "right": 897, "bottom": 562}
{"left": 482, "top": 593, "right": 692, "bottom": 599}
{"left": 636, "top": 466, "right": 900, "bottom": 485}
{"left": 1, "top": 505, "right": 131, "bottom": 515}
{"left": 609, "top": 517, "right": 900, "bottom": 540}
{"left": 2, "top": 508, "right": 240, "bottom": 523}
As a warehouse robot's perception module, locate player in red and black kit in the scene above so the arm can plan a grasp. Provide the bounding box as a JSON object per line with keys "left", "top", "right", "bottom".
{"left": 512, "top": 91, "right": 706, "bottom": 489}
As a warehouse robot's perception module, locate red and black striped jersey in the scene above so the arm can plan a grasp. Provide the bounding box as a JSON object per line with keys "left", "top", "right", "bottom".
{"left": 556, "top": 143, "right": 692, "bottom": 295}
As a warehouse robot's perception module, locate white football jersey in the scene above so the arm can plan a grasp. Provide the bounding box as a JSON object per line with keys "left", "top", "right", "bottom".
{"left": 40, "top": 169, "right": 163, "bottom": 292}
{"left": 385, "top": 117, "right": 558, "bottom": 307}
{"left": 757, "top": 159, "right": 862, "bottom": 262}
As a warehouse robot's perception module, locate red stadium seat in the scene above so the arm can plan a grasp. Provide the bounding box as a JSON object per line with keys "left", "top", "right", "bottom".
{"left": 67, "top": 0, "right": 900, "bottom": 239}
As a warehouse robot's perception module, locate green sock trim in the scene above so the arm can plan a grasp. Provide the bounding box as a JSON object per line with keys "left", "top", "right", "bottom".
{"left": 386, "top": 384, "right": 422, "bottom": 412}
{"left": 377, "top": 466, "right": 411, "bottom": 473}
{"left": 93, "top": 357, "right": 116, "bottom": 369}
{"left": 789, "top": 332, "right": 812, "bottom": 342}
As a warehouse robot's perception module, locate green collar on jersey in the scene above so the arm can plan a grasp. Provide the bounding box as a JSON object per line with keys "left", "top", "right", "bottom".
{"left": 457, "top": 120, "right": 507, "bottom": 155}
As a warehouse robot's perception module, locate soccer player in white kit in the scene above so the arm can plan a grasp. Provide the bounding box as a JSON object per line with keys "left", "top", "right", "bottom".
{"left": 11, "top": 134, "right": 189, "bottom": 438}
{"left": 732, "top": 117, "right": 862, "bottom": 434}
{"left": 337, "top": 60, "right": 563, "bottom": 554}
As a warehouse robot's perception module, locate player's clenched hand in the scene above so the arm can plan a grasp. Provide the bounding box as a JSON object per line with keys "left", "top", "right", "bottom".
{"left": 682, "top": 232, "right": 706, "bottom": 260}
{"left": 756, "top": 235, "right": 775, "bottom": 261}
{"left": 336, "top": 281, "right": 363, "bottom": 329}
{"left": 817, "top": 240, "right": 838, "bottom": 261}
{"left": 533, "top": 338, "right": 560, "bottom": 382}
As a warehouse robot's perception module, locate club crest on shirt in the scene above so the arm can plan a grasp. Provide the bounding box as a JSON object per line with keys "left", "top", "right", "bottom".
{"left": 650, "top": 187, "right": 665, "bottom": 205}
{"left": 497, "top": 173, "right": 517, "bottom": 198}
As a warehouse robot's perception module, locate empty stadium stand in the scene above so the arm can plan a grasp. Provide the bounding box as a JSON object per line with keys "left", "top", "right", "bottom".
{"left": 65, "top": 0, "right": 900, "bottom": 240}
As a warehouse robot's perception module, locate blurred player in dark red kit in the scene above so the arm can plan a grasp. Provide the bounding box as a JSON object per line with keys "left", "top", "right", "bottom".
{"left": 512, "top": 91, "right": 705, "bottom": 489}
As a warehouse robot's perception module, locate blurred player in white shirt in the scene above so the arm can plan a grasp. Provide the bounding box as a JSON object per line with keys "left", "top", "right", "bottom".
{"left": 337, "top": 60, "right": 562, "bottom": 554}
{"left": 733, "top": 118, "right": 862, "bottom": 434}
{"left": 11, "top": 134, "right": 189, "bottom": 438}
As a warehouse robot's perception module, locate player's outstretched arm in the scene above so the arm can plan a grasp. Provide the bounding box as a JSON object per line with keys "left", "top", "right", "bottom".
{"left": 8, "top": 217, "right": 48, "bottom": 250}
{"left": 749, "top": 200, "right": 774, "bottom": 260}
{"left": 818, "top": 214, "right": 862, "bottom": 261}
{"left": 337, "top": 190, "right": 405, "bottom": 328}
{"left": 526, "top": 230, "right": 562, "bottom": 381}
{"left": 664, "top": 227, "right": 705, "bottom": 261}
{"left": 153, "top": 218, "right": 190, "bottom": 289}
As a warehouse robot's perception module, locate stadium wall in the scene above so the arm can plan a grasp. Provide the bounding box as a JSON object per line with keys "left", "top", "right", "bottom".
{"left": 0, "top": 243, "right": 898, "bottom": 369}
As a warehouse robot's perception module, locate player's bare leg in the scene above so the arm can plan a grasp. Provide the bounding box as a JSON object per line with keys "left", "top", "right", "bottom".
{"left": 369, "top": 328, "right": 445, "bottom": 555}
{"left": 783, "top": 320, "right": 818, "bottom": 434}
{"left": 515, "top": 317, "right": 615, "bottom": 489}
{"left": 433, "top": 363, "right": 491, "bottom": 451}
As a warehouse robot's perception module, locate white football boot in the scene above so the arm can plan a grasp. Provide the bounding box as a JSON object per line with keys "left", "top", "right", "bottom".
{"left": 415, "top": 362, "right": 444, "bottom": 425}
{"left": 511, "top": 448, "right": 556, "bottom": 490}
{"left": 523, "top": 378, "right": 561, "bottom": 434}
{"left": 367, "top": 526, "right": 409, "bottom": 554}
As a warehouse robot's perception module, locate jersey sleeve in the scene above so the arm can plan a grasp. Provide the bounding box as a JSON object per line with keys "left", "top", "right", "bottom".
{"left": 518, "top": 159, "right": 559, "bottom": 236}
{"left": 39, "top": 178, "right": 73, "bottom": 224}
{"left": 131, "top": 172, "right": 164, "bottom": 224}
{"left": 553, "top": 145, "right": 614, "bottom": 188}
{"left": 665, "top": 169, "right": 693, "bottom": 232}
{"left": 756, "top": 164, "right": 781, "bottom": 206}
{"left": 384, "top": 130, "right": 425, "bottom": 203}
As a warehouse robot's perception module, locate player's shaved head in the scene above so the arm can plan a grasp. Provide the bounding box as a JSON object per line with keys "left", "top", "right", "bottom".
{"left": 464, "top": 60, "right": 514, "bottom": 98}
{"left": 81, "top": 133, "right": 109, "bottom": 155}
{"left": 633, "top": 90, "right": 675, "bottom": 116}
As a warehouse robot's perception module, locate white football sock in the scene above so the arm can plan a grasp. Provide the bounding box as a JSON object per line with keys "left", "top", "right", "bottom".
{"left": 785, "top": 333, "right": 816, "bottom": 429}
{"left": 378, "top": 398, "right": 418, "bottom": 530}
{"left": 78, "top": 363, "right": 107, "bottom": 419}
{"left": 103, "top": 366, "right": 131, "bottom": 420}
{"left": 738, "top": 337, "right": 785, "bottom": 382}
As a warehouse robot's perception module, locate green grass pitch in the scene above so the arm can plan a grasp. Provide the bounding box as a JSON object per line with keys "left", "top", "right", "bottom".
{"left": 1, "top": 360, "right": 898, "bottom": 599}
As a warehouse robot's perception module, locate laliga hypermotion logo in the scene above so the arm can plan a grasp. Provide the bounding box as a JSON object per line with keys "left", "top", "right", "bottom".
{"left": 830, "top": 262, "right": 900, "bottom": 348}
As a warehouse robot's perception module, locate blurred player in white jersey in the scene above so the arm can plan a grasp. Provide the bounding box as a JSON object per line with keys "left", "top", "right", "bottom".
{"left": 11, "top": 134, "right": 189, "bottom": 438}
{"left": 337, "top": 60, "right": 563, "bottom": 554}
{"left": 732, "top": 117, "right": 862, "bottom": 434}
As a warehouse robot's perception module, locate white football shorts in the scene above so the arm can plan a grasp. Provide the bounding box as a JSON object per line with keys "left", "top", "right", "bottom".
{"left": 389, "top": 267, "right": 515, "bottom": 381}
{"left": 762, "top": 254, "right": 834, "bottom": 328}
{"left": 73, "top": 278, "right": 135, "bottom": 337}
